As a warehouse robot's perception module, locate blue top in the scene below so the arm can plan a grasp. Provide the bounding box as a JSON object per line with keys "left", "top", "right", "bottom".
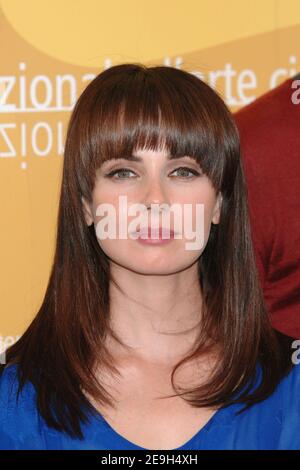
{"left": 0, "top": 362, "right": 300, "bottom": 450}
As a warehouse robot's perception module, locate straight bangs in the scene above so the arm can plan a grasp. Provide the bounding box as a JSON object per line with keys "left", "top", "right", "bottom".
{"left": 66, "top": 64, "right": 240, "bottom": 201}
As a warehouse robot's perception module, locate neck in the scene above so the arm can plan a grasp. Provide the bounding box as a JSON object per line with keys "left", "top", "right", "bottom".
{"left": 104, "top": 260, "right": 203, "bottom": 366}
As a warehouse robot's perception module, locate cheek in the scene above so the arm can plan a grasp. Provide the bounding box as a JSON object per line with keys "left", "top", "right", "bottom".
{"left": 92, "top": 193, "right": 148, "bottom": 250}
{"left": 176, "top": 192, "right": 217, "bottom": 253}
{"left": 91, "top": 189, "right": 120, "bottom": 225}
{"left": 180, "top": 193, "right": 216, "bottom": 229}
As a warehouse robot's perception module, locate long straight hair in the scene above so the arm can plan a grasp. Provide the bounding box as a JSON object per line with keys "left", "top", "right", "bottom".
{"left": 1, "top": 63, "right": 294, "bottom": 438}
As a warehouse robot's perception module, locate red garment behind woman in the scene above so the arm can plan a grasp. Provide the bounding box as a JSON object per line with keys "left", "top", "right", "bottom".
{"left": 235, "top": 75, "right": 300, "bottom": 338}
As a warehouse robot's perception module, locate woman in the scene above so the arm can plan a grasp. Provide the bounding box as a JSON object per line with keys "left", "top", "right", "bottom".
{"left": 0, "top": 63, "right": 299, "bottom": 450}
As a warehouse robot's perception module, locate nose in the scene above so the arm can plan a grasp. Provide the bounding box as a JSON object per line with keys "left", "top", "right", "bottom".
{"left": 142, "top": 178, "right": 169, "bottom": 210}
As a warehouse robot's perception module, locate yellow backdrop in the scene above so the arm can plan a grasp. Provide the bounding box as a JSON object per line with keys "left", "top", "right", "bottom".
{"left": 1, "top": 0, "right": 300, "bottom": 353}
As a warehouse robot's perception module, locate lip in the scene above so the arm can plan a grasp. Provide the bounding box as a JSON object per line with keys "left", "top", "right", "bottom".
{"left": 131, "top": 227, "right": 176, "bottom": 244}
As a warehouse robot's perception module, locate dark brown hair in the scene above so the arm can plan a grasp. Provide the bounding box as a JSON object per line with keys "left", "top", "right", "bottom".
{"left": 1, "top": 63, "right": 294, "bottom": 439}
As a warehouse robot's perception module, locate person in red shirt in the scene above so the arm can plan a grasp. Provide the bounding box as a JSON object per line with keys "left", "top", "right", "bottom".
{"left": 235, "top": 74, "right": 300, "bottom": 338}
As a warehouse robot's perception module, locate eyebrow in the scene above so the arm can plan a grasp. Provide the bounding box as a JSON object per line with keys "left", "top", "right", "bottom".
{"left": 101, "top": 154, "right": 196, "bottom": 164}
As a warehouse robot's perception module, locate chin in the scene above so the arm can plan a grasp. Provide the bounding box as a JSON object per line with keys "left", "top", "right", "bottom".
{"left": 109, "top": 254, "right": 198, "bottom": 276}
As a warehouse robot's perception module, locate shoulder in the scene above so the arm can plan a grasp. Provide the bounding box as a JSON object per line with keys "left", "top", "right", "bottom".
{"left": 0, "top": 363, "right": 46, "bottom": 449}
{"left": 281, "top": 361, "right": 300, "bottom": 389}
{"left": 258, "top": 361, "right": 300, "bottom": 418}
{"left": 276, "top": 363, "right": 300, "bottom": 449}
{"left": 249, "top": 362, "right": 300, "bottom": 449}
{"left": 235, "top": 77, "right": 299, "bottom": 130}
{"left": 208, "top": 362, "right": 300, "bottom": 450}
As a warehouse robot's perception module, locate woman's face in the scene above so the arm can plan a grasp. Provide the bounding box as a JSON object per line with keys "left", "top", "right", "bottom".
{"left": 82, "top": 147, "right": 222, "bottom": 275}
